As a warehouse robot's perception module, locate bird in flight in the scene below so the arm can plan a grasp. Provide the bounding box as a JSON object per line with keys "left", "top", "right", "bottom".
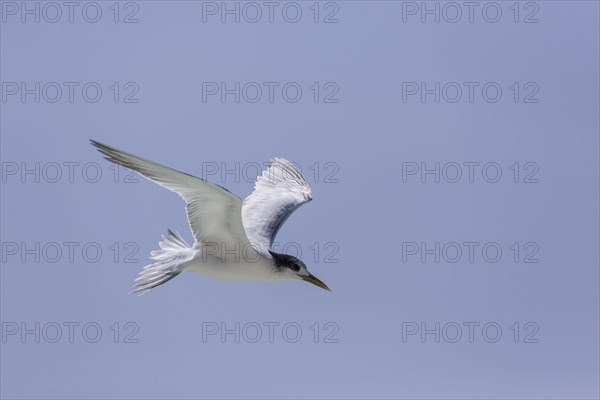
{"left": 91, "top": 140, "right": 330, "bottom": 294}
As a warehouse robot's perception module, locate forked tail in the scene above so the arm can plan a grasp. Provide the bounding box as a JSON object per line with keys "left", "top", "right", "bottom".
{"left": 131, "top": 229, "right": 195, "bottom": 294}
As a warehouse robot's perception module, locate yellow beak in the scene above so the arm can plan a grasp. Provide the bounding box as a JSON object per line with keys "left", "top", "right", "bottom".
{"left": 301, "top": 273, "right": 331, "bottom": 292}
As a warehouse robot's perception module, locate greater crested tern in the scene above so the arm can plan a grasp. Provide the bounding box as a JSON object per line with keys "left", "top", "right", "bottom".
{"left": 90, "top": 140, "right": 330, "bottom": 293}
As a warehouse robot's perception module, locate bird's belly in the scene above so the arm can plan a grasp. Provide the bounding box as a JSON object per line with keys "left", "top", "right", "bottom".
{"left": 183, "top": 254, "right": 277, "bottom": 282}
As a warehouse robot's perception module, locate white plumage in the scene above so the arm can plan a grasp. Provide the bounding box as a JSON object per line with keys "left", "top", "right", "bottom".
{"left": 243, "top": 157, "right": 313, "bottom": 252}
{"left": 91, "top": 140, "right": 330, "bottom": 294}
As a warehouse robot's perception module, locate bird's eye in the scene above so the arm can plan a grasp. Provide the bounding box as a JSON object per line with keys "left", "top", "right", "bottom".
{"left": 291, "top": 263, "right": 300, "bottom": 272}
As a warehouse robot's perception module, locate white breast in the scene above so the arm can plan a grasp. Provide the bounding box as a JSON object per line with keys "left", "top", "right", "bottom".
{"left": 182, "top": 251, "right": 279, "bottom": 282}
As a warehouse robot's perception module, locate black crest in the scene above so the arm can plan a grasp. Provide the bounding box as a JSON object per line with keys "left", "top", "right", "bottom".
{"left": 269, "top": 251, "right": 300, "bottom": 271}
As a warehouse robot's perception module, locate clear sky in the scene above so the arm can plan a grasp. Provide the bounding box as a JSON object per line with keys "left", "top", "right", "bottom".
{"left": 1, "top": 1, "right": 599, "bottom": 399}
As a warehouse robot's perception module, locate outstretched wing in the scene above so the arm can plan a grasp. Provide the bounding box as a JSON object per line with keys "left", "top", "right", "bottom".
{"left": 91, "top": 140, "right": 253, "bottom": 253}
{"left": 242, "top": 158, "right": 312, "bottom": 252}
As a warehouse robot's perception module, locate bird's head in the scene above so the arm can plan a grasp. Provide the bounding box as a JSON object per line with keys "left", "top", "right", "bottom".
{"left": 268, "top": 251, "right": 331, "bottom": 292}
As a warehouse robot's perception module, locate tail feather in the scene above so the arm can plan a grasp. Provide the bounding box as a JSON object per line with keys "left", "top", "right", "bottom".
{"left": 130, "top": 229, "right": 194, "bottom": 295}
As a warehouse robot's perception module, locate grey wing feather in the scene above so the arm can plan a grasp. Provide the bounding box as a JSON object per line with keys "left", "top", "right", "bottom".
{"left": 242, "top": 158, "right": 312, "bottom": 252}
{"left": 90, "top": 140, "right": 252, "bottom": 250}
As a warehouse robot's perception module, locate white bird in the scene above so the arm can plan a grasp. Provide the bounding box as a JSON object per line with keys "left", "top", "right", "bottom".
{"left": 91, "top": 140, "right": 330, "bottom": 294}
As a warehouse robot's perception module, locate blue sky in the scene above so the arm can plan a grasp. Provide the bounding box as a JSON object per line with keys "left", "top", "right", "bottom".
{"left": 1, "top": 1, "right": 599, "bottom": 399}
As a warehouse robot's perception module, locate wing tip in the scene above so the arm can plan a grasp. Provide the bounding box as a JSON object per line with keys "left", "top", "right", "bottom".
{"left": 90, "top": 139, "right": 109, "bottom": 151}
